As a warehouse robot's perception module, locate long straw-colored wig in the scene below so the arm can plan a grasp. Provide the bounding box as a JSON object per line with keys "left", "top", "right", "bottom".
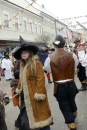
{"left": 20, "top": 50, "right": 36, "bottom": 77}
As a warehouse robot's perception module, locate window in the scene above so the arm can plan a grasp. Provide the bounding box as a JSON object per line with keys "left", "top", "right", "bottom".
{"left": 47, "top": 21, "right": 50, "bottom": 27}
{"left": 43, "top": 19, "right": 47, "bottom": 26}
{"left": 34, "top": 24, "right": 37, "bottom": 33}
{"left": 23, "top": 20, "right": 27, "bottom": 31}
{"left": 3, "top": 10, "right": 10, "bottom": 28}
{"left": 23, "top": 18, "right": 27, "bottom": 31}
{"left": 38, "top": 25, "right": 42, "bottom": 34}
{"left": 29, "top": 23, "right": 32, "bottom": 32}
{"left": 52, "top": 22, "right": 55, "bottom": 28}
{"left": 0, "top": 17, "right": 1, "bottom": 25}
{"left": 4, "top": 14, "right": 9, "bottom": 27}
{"left": 47, "top": 33, "right": 50, "bottom": 38}
{"left": 43, "top": 31, "right": 47, "bottom": 36}
{"left": 15, "top": 18, "right": 18, "bottom": 29}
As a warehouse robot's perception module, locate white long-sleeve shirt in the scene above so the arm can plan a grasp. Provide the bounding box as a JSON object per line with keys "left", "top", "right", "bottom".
{"left": 44, "top": 53, "right": 79, "bottom": 83}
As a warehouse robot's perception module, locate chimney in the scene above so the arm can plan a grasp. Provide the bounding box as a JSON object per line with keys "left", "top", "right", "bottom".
{"left": 42, "top": 4, "right": 44, "bottom": 8}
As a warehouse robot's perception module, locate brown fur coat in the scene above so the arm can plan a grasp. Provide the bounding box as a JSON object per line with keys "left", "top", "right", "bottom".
{"left": 16, "top": 59, "right": 53, "bottom": 129}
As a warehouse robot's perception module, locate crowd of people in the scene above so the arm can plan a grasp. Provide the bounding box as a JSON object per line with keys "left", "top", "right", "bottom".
{"left": 0, "top": 35, "right": 87, "bottom": 130}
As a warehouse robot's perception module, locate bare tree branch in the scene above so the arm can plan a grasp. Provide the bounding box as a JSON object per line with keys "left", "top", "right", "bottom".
{"left": 35, "top": 34, "right": 51, "bottom": 46}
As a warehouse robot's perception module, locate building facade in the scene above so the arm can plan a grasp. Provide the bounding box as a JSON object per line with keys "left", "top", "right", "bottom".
{"left": 78, "top": 28, "right": 87, "bottom": 41}
{"left": 0, "top": 0, "right": 43, "bottom": 53}
{"left": 40, "top": 11, "right": 56, "bottom": 48}
{"left": 0, "top": 0, "right": 71, "bottom": 54}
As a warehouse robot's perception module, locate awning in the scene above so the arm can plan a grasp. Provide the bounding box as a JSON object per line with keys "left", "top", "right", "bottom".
{"left": 0, "top": 41, "right": 7, "bottom": 46}
{"left": 0, "top": 44, "right": 7, "bottom": 46}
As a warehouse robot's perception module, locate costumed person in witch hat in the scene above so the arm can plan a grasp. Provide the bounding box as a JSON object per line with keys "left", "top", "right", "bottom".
{"left": 73, "top": 38, "right": 87, "bottom": 91}
{"left": 44, "top": 35, "right": 79, "bottom": 130}
{"left": 13, "top": 36, "right": 53, "bottom": 130}
{"left": 38, "top": 45, "right": 52, "bottom": 83}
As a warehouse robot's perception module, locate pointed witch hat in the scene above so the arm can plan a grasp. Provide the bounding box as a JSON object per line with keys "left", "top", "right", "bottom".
{"left": 20, "top": 36, "right": 26, "bottom": 46}
{"left": 14, "top": 36, "right": 39, "bottom": 60}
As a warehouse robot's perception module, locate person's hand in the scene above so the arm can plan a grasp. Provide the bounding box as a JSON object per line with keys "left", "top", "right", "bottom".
{"left": 0, "top": 102, "right": 4, "bottom": 109}
{"left": 44, "top": 70, "right": 47, "bottom": 73}
{"left": 3, "top": 68, "right": 5, "bottom": 71}
{"left": 0, "top": 102, "right": 3, "bottom": 105}
{"left": 4, "top": 98, "right": 9, "bottom": 105}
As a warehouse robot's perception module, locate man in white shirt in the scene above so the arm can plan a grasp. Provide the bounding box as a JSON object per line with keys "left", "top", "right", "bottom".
{"left": 73, "top": 38, "right": 87, "bottom": 91}
{"left": 2, "top": 54, "right": 12, "bottom": 81}
{"left": 44, "top": 35, "right": 79, "bottom": 130}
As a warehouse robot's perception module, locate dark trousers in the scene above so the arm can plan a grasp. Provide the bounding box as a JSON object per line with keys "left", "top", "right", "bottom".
{"left": 19, "top": 108, "right": 50, "bottom": 130}
{"left": 19, "top": 108, "right": 30, "bottom": 130}
{"left": 55, "top": 81, "right": 77, "bottom": 124}
{"left": 39, "top": 126, "right": 50, "bottom": 130}
{"left": 77, "top": 63, "right": 86, "bottom": 82}
{"left": 0, "top": 109, "right": 7, "bottom": 130}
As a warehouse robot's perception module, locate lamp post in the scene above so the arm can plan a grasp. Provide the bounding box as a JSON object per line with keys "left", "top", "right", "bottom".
{"left": 54, "top": 19, "right": 57, "bottom": 36}
{"left": 31, "top": 0, "right": 36, "bottom": 2}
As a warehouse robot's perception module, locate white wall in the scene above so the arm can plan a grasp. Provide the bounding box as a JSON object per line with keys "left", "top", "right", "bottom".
{"left": 7, "top": 0, "right": 40, "bottom": 15}
{"left": 0, "top": 0, "right": 42, "bottom": 42}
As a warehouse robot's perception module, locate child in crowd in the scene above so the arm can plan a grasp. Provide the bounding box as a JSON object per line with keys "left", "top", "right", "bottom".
{"left": 10, "top": 70, "right": 20, "bottom": 128}
{"left": 0, "top": 89, "right": 9, "bottom": 130}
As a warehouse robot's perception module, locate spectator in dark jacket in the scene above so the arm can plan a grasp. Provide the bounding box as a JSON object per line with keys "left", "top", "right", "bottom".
{"left": 38, "top": 46, "right": 52, "bottom": 83}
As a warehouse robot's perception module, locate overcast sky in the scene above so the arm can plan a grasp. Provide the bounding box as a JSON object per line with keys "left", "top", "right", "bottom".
{"left": 37, "top": 0, "right": 87, "bottom": 18}
{"left": 36, "top": 0, "right": 87, "bottom": 28}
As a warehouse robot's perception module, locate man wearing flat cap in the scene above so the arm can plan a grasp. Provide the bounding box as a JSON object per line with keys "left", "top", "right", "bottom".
{"left": 44, "top": 35, "right": 79, "bottom": 130}
{"left": 73, "top": 38, "right": 87, "bottom": 91}
{"left": 73, "top": 38, "right": 80, "bottom": 43}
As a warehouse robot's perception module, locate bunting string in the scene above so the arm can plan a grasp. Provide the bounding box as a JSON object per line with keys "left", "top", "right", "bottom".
{"left": 2, "top": 20, "right": 44, "bottom": 29}
{"left": 1, "top": 18, "right": 87, "bottom": 29}
{"left": 59, "top": 15, "right": 87, "bottom": 21}
{"left": 0, "top": 0, "right": 87, "bottom": 30}
{"left": 0, "top": 1, "right": 34, "bottom": 28}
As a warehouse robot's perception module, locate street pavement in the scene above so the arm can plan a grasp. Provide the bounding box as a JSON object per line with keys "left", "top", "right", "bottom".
{"left": 0, "top": 73, "right": 87, "bottom": 130}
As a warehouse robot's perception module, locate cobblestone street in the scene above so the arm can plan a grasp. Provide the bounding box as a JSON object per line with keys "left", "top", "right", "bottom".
{"left": 1, "top": 73, "right": 87, "bottom": 130}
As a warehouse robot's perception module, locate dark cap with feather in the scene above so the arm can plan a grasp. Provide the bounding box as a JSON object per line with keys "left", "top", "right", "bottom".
{"left": 53, "top": 35, "right": 65, "bottom": 48}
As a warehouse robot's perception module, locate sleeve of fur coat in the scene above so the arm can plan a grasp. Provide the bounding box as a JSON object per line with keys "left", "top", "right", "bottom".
{"left": 16, "top": 80, "right": 21, "bottom": 94}
{"left": 34, "top": 60, "right": 46, "bottom": 101}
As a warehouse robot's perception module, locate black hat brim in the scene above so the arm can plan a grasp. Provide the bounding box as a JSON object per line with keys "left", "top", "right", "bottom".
{"left": 73, "top": 38, "right": 80, "bottom": 43}
{"left": 74, "top": 40, "right": 80, "bottom": 43}
{"left": 14, "top": 44, "right": 39, "bottom": 60}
